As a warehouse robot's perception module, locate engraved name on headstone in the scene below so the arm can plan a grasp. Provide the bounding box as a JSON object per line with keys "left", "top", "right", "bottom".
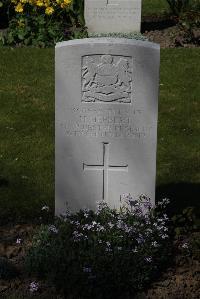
{"left": 55, "top": 38, "right": 160, "bottom": 215}
{"left": 84, "top": 0, "right": 142, "bottom": 33}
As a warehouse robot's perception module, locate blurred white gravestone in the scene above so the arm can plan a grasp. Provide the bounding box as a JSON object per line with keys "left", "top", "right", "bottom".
{"left": 84, "top": 0, "right": 142, "bottom": 34}
{"left": 55, "top": 38, "right": 160, "bottom": 215}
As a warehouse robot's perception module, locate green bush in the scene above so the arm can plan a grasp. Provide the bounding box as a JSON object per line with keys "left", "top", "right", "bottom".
{"left": 166, "top": 0, "right": 190, "bottom": 15}
{"left": 166, "top": 0, "right": 200, "bottom": 16}
{"left": 25, "top": 196, "right": 173, "bottom": 299}
{"left": 0, "top": 0, "right": 87, "bottom": 47}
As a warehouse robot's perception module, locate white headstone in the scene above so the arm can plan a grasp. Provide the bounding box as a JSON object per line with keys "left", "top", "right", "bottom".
{"left": 84, "top": 0, "right": 142, "bottom": 34}
{"left": 55, "top": 38, "right": 160, "bottom": 215}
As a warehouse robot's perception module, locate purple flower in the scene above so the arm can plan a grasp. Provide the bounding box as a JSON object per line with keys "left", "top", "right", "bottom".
{"left": 29, "top": 281, "right": 39, "bottom": 293}
{"left": 96, "top": 201, "right": 108, "bottom": 214}
{"left": 136, "top": 234, "right": 145, "bottom": 244}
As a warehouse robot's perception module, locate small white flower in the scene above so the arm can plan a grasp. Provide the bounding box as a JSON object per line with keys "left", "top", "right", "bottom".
{"left": 48, "top": 225, "right": 58, "bottom": 234}
{"left": 105, "top": 247, "right": 112, "bottom": 252}
{"left": 41, "top": 205, "right": 49, "bottom": 212}
{"left": 132, "top": 248, "right": 138, "bottom": 253}
{"left": 157, "top": 198, "right": 170, "bottom": 207}
{"left": 96, "top": 224, "right": 105, "bottom": 232}
{"left": 108, "top": 222, "right": 114, "bottom": 229}
{"left": 72, "top": 231, "right": 87, "bottom": 241}
{"left": 145, "top": 256, "right": 152, "bottom": 263}
{"left": 74, "top": 221, "right": 80, "bottom": 226}
{"left": 83, "top": 266, "right": 92, "bottom": 273}
{"left": 29, "top": 281, "right": 39, "bottom": 293}
{"left": 182, "top": 242, "right": 189, "bottom": 249}
{"left": 83, "top": 208, "right": 90, "bottom": 218}
{"left": 151, "top": 241, "right": 159, "bottom": 247}
{"left": 16, "top": 238, "right": 22, "bottom": 244}
{"left": 106, "top": 241, "right": 111, "bottom": 247}
{"left": 161, "top": 234, "right": 168, "bottom": 239}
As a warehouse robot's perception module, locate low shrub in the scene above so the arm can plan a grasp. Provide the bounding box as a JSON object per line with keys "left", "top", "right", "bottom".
{"left": 178, "top": 9, "right": 200, "bottom": 44}
{"left": 165, "top": 0, "right": 200, "bottom": 45}
{"left": 166, "top": 0, "right": 191, "bottom": 16}
{"left": 25, "top": 195, "right": 173, "bottom": 299}
{"left": 0, "top": 0, "right": 87, "bottom": 47}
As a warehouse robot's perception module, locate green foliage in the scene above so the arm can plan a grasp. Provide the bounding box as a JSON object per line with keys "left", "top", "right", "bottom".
{"left": 0, "top": 257, "right": 18, "bottom": 280}
{"left": 166, "top": 0, "right": 191, "bottom": 15}
{"left": 166, "top": 0, "right": 200, "bottom": 16}
{"left": 1, "top": 0, "right": 87, "bottom": 47}
{"left": 25, "top": 197, "right": 173, "bottom": 299}
{"left": 178, "top": 10, "right": 200, "bottom": 44}
{"left": 1, "top": 15, "right": 64, "bottom": 47}
{"left": 190, "top": 233, "right": 200, "bottom": 260}
{"left": 142, "top": 0, "right": 170, "bottom": 16}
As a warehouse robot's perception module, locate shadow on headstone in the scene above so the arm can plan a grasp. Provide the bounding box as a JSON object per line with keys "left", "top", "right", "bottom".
{"left": 156, "top": 182, "right": 200, "bottom": 215}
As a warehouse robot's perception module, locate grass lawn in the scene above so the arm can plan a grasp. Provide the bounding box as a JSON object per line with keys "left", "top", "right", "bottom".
{"left": 0, "top": 48, "right": 199, "bottom": 224}
{"left": 142, "top": 0, "right": 169, "bottom": 16}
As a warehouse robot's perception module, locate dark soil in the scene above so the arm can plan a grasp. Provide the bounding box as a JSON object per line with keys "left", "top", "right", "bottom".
{"left": 142, "top": 15, "right": 200, "bottom": 48}
{"left": 0, "top": 224, "right": 199, "bottom": 299}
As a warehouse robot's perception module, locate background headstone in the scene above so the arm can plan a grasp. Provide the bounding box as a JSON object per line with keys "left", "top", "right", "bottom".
{"left": 84, "top": 0, "right": 142, "bottom": 34}
{"left": 55, "top": 38, "right": 160, "bottom": 215}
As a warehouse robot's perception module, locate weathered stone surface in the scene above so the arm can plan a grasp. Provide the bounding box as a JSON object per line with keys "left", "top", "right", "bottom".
{"left": 85, "top": 0, "right": 142, "bottom": 33}
{"left": 55, "top": 38, "right": 160, "bottom": 215}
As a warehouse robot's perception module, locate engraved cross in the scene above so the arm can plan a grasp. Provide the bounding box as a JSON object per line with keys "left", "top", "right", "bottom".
{"left": 83, "top": 143, "right": 128, "bottom": 202}
{"left": 106, "top": 0, "right": 118, "bottom": 5}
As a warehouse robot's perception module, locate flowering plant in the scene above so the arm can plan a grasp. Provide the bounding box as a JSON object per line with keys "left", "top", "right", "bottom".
{"left": 26, "top": 195, "right": 172, "bottom": 299}
{"left": 0, "top": 0, "right": 86, "bottom": 46}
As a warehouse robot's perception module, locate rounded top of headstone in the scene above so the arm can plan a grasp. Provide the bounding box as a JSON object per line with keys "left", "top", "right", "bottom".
{"left": 56, "top": 38, "right": 160, "bottom": 50}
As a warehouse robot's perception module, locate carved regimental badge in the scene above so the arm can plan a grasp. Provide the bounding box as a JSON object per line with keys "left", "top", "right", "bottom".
{"left": 82, "top": 55, "right": 133, "bottom": 103}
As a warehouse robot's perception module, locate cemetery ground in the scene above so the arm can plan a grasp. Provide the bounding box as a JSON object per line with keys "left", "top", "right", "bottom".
{"left": 0, "top": 47, "right": 200, "bottom": 298}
